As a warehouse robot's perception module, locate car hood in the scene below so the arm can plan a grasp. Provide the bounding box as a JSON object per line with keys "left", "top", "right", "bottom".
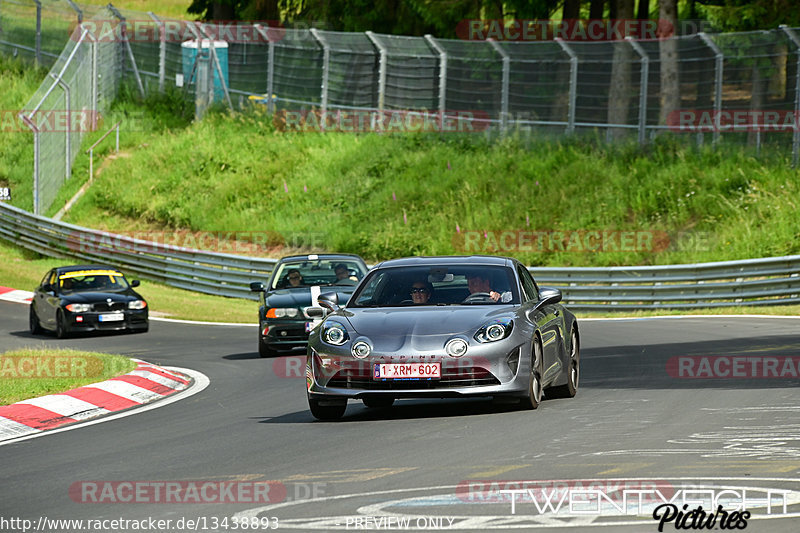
{"left": 61, "top": 291, "right": 140, "bottom": 302}
{"left": 266, "top": 287, "right": 356, "bottom": 308}
{"left": 342, "top": 306, "right": 515, "bottom": 351}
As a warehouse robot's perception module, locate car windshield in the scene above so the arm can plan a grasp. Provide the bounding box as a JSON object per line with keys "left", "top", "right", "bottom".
{"left": 59, "top": 270, "right": 130, "bottom": 293}
{"left": 349, "top": 265, "right": 520, "bottom": 307}
{"left": 270, "top": 259, "right": 367, "bottom": 290}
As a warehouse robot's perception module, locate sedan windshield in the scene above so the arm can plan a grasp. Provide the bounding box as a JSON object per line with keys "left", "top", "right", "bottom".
{"left": 59, "top": 270, "right": 130, "bottom": 293}
{"left": 270, "top": 259, "right": 367, "bottom": 289}
{"left": 350, "top": 265, "right": 520, "bottom": 307}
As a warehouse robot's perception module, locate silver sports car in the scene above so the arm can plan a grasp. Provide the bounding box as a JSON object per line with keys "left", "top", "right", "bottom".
{"left": 305, "top": 255, "right": 579, "bottom": 420}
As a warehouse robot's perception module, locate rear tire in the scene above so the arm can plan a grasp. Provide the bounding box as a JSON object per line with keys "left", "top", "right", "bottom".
{"left": 548, "top": 327, "right": 579, "bottom": 399}
{"left": 520, "top": 338, "right": 543, "bottom": 410}
{"left": 362, "top": 396, "right": 394, "bottom": 409}
{"left": 29, "top": 306, "right": 43, "bottom": 335}
{"left": 308, "top": 398, "right": 347, "bottom": 420}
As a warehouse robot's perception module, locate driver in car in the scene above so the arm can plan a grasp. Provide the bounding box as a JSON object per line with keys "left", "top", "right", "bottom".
{"left": 467, "top": 274, "right": 511, "bottom": 303}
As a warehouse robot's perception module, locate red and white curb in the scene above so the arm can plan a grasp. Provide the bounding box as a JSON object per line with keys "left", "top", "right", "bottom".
{"left": 0, "top": 286, "right": 33, "bottom": 304}
{"left": 0, "top": 359, "right": 196, "bottom": 444}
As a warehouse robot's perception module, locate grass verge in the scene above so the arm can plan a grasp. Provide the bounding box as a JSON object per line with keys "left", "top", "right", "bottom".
{"left": 0, "top": 347, "right": 137, "bottom": 405}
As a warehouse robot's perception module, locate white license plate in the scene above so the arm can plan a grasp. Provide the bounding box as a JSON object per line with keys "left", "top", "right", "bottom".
{"left": 305, "top": 319, "right": 322, "bottom": 333}
{"left": 374, "top": 363, "right": 441, "bottom": 380}
{"left": 98, "top": 312, "right": 124, "bottom": 322}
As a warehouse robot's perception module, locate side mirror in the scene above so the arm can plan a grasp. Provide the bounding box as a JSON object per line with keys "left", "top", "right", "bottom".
{"left": 250, "top": 281, "right": 265, "bottom": 292}
{"left": 537, "top": 287, "right": 562, "bottom": 307}
{"left": 317, "top": 292, "right": 340, "bottom": 313}
{"left": 306, "top": 307, "right": 325, "bottom": 318}
{"left": 130, "top": 280, "right": 140, "bottom": 288}
{"left": 42, "top": 283, "right": 55, "bottom": 293}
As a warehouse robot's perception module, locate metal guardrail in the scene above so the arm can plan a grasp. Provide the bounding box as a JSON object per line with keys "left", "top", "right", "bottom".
{"left": 0, "top": 202, "right": 275, "bottom": 300}
{"left": 1, "top": 202, "right": 799, "bottom": 310}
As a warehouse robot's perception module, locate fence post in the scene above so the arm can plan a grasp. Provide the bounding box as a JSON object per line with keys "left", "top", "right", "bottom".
{"left": 424, "top": 35, "right": 447, "bottom": 131}
{"left": 255, "top": 24, "right": 275, "bottom": 114}
{"left": 107, "top": 5, "right": 145, "bottom": 98}
{"left": 310, "top": 29, "right": 329, "bottom": 128}
{"left": 626, "top": 36, "right": 649, "bottom": 146}
{"left": 487, "top": 38, "right": 509, "bottom": 133}
{"left": 365, "top": 31, "right": 386, "bottom": 114}
{"left": 780, "top": 25, "right": 800, "bottom": 167}
{"left": 555, "top": 38, "right": 577, "bottom": 135}
{"left": 65, "top": 0, "right": 82, "bottom": 23}
{"left": 147, "top": 12, "right": 165, "bottom": 93}
{"left": 51, "top": 73, "right": 71, "bottom": 181}
{"left": 33, "top": 0, "right": 41, "bottom": 66}
{"left": 698, "top": 32, "right": 723, "bottom": 147}
{"left": 197, "top": 23, "right": 233, "bottom": 110}
{"left": 18, "top": 115, "right": 40, "bottom": 214}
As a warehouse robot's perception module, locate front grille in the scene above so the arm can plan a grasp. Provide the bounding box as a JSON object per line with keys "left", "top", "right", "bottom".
{"left": 92, "top": 302, "right": 127, "bottom": 312}
{"left": 327, "top": 376, "right": 501, "bottom": 390}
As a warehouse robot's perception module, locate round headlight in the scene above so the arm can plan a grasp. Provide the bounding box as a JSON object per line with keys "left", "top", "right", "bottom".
{"left": 352, "top": 341, "right": 371, "bottom": 359}
{"left": 486, "top": 323, "right": 506, "bottom": 341}
{"left": 445, "top": 338, "right": 468, "bottom": 357}
{"left": 323, "top": 324, "right": 347, "bottom": 345}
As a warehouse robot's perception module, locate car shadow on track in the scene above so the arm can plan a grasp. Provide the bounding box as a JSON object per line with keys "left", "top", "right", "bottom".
{"left": 222, "top": 351, "right": 262, "bottom": 360}
{"left": 258, "top": 397, "right": 529, "bottom": 424}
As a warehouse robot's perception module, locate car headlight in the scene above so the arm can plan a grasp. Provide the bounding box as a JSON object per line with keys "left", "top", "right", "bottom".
{"left": 321, "top": 321, "right": 349, "bottom": 346}
{"left": 474, "top": 319, "right": 513, "bottom": 343}
{"left": 266, "top": 307, "right": 300, "bottom": 318}
{"left": 128, "top": 300, "right": 147, "bottom": 310}
{"left": 351, "top": 341, "right": 371, "bottom": 359}
{"left": 445, "top": 338, "right": 468, "bottom": 357}
{"left": 65, "top": 303, "right": 91, "bottom": 313}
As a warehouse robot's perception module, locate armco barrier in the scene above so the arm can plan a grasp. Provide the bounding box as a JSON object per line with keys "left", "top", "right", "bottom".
{"left": 1, "top": 202, "right": 799, "bottom": 310}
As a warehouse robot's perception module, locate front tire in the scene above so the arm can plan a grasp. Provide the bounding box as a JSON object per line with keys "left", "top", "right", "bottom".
{"left": 258, "top": 337, "right": 278, "bottom": 358}
{"left": 55, "top": 310, "right": 69, "bottom": 339}
{"left": 520, "top": 338, "right": 543, "bottom": 410}
{"left": 548, "top": 327, "right": 579, "bottom": 399}
{"left": 308, "top": 398, "right": 347, "bottom": 420}
{"left": 29, "top": 305, "right": 43, "bottom": 335}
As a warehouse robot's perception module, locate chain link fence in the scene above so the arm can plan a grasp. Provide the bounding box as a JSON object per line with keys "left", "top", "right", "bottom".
{"left": 2, "top": 2, "right": 800, "bottom": 215}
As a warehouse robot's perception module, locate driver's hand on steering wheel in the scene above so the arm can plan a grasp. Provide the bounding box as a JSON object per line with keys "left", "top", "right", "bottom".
{"left": 489, "top": 291, "right": 501, "bottom": 301}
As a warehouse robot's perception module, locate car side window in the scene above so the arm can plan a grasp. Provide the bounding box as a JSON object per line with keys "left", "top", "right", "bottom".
{"left": 517, "top": 265, "right": 539, "bottom": 303}
{"left": 39, "top": 270, "right": 52, "bottom": 288}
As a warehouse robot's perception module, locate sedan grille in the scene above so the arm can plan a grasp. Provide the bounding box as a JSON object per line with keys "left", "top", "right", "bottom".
{"left": 92, "top": 302, "right": 127, "bottom": 312}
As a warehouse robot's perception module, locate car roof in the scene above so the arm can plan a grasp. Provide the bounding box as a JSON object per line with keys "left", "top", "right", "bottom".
{"left": 276, "top": 253, "right": 367, "bottom": 264}
{"left": 55, "top": 264, "right": 122, "bottom": 274}
{"left": 372, "top": 255, "right": 515, "bottom": 269}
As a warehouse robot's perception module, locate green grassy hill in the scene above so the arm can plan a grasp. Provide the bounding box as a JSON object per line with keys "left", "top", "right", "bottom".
{"left": 3, "top": 53, "right": 799, "bottom": 267}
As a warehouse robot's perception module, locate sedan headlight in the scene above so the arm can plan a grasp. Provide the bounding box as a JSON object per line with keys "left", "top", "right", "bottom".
{"left": 474, "top": 319, "right": 513, "bottom": 343}
{"left": 266, "top": 307, "right": 300, "bottom": 318}
{"left": 65, "top": 303, "right": 91, "bottom": 313}
{"left": 128, "top": 300, "right": 147, "bottom": 310}
{"left": 321, "top": 321, "right": 349, "bottom": 346}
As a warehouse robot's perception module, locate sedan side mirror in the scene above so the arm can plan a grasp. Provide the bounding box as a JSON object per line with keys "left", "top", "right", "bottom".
{"left": 306, "top": 307, "right": 325, "bottom": 318}
{"left": 536, "top": 287, "right": 562, "bottom": 308}
{"left": 317, "top": 292, "right": 340, "bottom": 313}
{"left": 250, "top": 281, "right": 265, "bottom": 292}
{"left": 130, "top": 280, "right": 140, "bottom": 288}
{"left": 42, "top": 283, "right": 55, "bottom": 294}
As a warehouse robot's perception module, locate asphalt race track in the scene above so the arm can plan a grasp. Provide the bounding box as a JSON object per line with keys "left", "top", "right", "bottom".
{"left": 1, "top": 299, "right": 799, "bottom": 533}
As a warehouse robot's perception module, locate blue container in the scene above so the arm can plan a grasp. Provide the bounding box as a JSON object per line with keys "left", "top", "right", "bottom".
{"left": 181, "top": 40, "right": 229, "bottom": 102}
